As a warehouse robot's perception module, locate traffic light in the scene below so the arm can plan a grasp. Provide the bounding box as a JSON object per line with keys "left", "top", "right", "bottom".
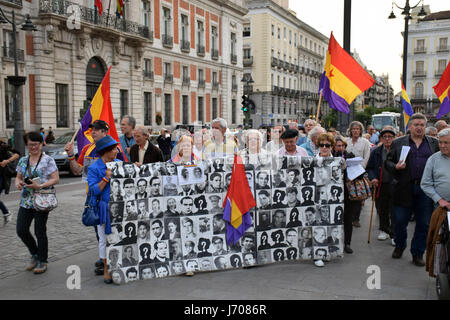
{"left": 241, "top": 95, "right": 249, "bottom": 112}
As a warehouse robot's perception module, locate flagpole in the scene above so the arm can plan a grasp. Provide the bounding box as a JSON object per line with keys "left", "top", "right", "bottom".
{"left": 315, "top": 91, "right": 323, "bottom": 122}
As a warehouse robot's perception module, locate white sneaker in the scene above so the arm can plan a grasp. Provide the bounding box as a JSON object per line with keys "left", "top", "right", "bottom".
{"left": 391, "top": 238, "right": 396, "bottom": 247}
{"left": 377, "top": 231, "right": 389, "bottom": 241}
{"left": 314, "top": 259, "right": 324, "bottom": 267}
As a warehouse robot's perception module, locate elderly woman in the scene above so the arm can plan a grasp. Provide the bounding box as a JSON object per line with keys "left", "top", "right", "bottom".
{"left": 240, "top": 129, "right": 272, "bottom": 168}
{"left": 87, "top": 135, "right": 121, "bottom": 284}
{"left": 15, "top": 132, "right": 59, "bottom": 274}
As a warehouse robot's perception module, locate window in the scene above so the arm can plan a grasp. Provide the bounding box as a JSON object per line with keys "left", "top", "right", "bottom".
{"left": 278, "top": 27, "right": 280, "bottom": 40}
{"left": 144, "top": 92, "right": 152, "bottom": 125}
{"left": 439, "top": 37, "right": 448, "bottom": 50}
{"left": 56, "top": 84, "right": 68, "bottom": 127}
{"left": 283, "top": 27, "right": 286, "bottom": 39}
{"left": 197, "top": 21, "right": 204, "bottom": 47}
{"left": 212, "top": 98, "right": 218, "bottom": 119}
{"left": 438, "top": 59, "right": 447, "bottom": 74}
{"left": 181, "top": 14, "right": 189, "bottom": 43}
{"left": 164, "top": 93, "right": 171, "bottom": 125}
{"left": 415, "top": 61, "right": 424, "bottom": 73}
{"left": 294, "top": 33, "right": 297, "bottom": 47}
{"left": 243, "top": 25, "right": 250, "bottom": 37}
{"left": 198, "top": 69, "right": 204, "bottom": 81}
{"left": 416, "top": 39, "right": 425, "bottom": 51}
{"left": 120, "top": 90, "right": 128, "bottom": 118}
{"left": 4, "top": 79, "right": 14, "bottom": 128}
{"left": 230, "top": 32, "right": 236, "bottom": 55}
{"left": 414, "top": 82, "right": 423, "bottom": 99}
{"left": 231, "top": 99, "right": 236, "bottom": 124}
{"left": 289, "top": 30, "right": 291, "bottom": 44}
{"left": 142, "top": 1, "right": 151, "bottom": 27}
{"left": 271, "top": 24, "right": 274, "bottom": 37}
{"left": 144, "top": 58, "right": 152, "bottom": 77}
{"left": 182, "top": 66, "right": 189, "bottom": 80}
{"left": 182, "top": 95, "right": 189, "bottom": 124}
{"left": 163, "top": 7, "right": 171, "bottom": 36}
{"left": 243, "top": 48, "right": 251, "bottom": 59}
{"left": 212, "top": 71, "right": 218, "bottom": 84}
{"left": 198, "top": 96, "right": 204, "bottom": 122}
{"left": 3, "top": 30, "right": 14, "bottom": 59}
{"left": 271, "top": 97, "right": 275, "bottom": 114}
{"left": 211, "top": 25, "right": 218, "bottom": 52}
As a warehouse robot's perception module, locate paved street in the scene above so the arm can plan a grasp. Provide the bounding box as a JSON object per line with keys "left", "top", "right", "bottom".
{"left": 0, "top": 176, "right": 438, "bottom": 300}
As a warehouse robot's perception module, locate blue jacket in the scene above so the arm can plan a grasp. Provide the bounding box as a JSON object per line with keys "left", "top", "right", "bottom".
{"left": 366, "top": 145, "right": 384, "bottom": 182}
{"left": 299, "top": 140, "right": 314, "bottom": 156}
{"left": 87, "top": 158, "right": 121, "bottom": 234}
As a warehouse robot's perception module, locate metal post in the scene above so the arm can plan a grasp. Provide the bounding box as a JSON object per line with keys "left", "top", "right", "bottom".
{"left": 402, "top": 12, "right": 410, "bottom": 88}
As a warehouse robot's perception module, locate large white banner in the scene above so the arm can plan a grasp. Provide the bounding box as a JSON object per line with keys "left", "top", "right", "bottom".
{"left": 105, "top": 155, "right": 345, "bottom": 284}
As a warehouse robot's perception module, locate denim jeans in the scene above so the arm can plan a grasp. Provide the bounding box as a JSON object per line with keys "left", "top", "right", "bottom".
{"left": 16, "top": 207, "right": 49, "bottom": 263}
{"left": 392, "top": 184, "right": 434, "bottom": 257}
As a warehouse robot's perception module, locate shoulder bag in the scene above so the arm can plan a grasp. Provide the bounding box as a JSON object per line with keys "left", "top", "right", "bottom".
{"left": 345, "top": 173, "right": 372, "bottom": 201}
{"left": 82, "top": 189, "right": 100, "bottom": 226}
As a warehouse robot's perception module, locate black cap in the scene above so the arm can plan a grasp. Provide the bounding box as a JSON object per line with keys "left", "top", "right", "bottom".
{"left": 280, "top": 128, "right": 299, "bottom": 139}
{"left": 89, "top": 120, "right": 110, "bottom": 131}
{"left": 380, "top": 128, "right": 395, "bottom": 137}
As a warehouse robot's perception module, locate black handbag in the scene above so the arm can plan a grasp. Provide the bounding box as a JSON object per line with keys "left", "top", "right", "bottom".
{"left": 4, "top": 151, "right": 18, "bottom": 177}
{"left": 82, "top": 189, "right": 100, "bottom": 226}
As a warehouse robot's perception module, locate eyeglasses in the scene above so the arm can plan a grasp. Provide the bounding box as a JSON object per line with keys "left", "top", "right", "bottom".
{"left": 27, "top": 142, "right": 41, "bottom": 148}
{"left": 319, "top": 143, "right": 332, "bottom": 148}
{"left": 382, "top": 135, "right": 394, "bottom": 140}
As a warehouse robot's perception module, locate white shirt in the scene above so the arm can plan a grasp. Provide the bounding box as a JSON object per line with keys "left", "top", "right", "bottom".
{"left": 278, "top": 145, "right": 308, "bottom": 157}
{"left": 138, "top": 140, "right": 149, "bottom": 164}
{"left": 346, "top": 137, "right": 371, "bottom": 168}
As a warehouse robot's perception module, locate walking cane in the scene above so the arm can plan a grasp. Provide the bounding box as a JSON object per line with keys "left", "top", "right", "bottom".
{"left": 368, "top": 186, "right": 376, "bottom": 244}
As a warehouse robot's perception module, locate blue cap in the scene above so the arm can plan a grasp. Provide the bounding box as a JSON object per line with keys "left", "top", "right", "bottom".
{"left": 96, "top": 135, "right": 118, "bottom": 153}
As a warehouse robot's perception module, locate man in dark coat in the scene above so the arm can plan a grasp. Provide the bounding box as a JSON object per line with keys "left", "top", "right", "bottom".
{"left": 385, "top": 113, "right": 439, "bottom": 266}
{"left": 130, "top": 125, "right": 164, "bottom": 165}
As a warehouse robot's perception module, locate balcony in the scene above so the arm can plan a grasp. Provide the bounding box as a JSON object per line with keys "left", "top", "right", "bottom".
{"left": 180, "top": 40, "right": 190, "bottom": 53}
{"left": 414, "top": 47, "right": 426, "bottom": 54}
{"left": 2, "top": 47, "right": 24, "bottom": 62}
{"left": 243, "top": 56, "right": 253, "bottom": 67}
{"left": 197, "top": 45, "right": 205, "bottom": 57}
{"left": 182, "top": 76, "right": 190, "bottom": 86}
{"left": 230, "top": 53, "right": 237, "bottom": 64}
{"left": 413, "top": 71, "right": 426, "bottom": 78}
{"left": 198, "top": 79, "right": 205, "bottom": 88}
{"left": 39, "top": 0, "right": 153, "bottom": 40}
{"left": 211, "top": 49, "right": 219, "bottom": 60}
{"left": 437, "top": 45, "right": 449, "bottom": 52}
{"left": 435, "top": 70, "right": 444, "bottom": 78}
{"left": 283, "top": 61, "right": 290, "bottom": 70}
{"left": 300, "top": 66, "right": 304, "bottom": 74}
{"left": 164, "top": 74, "right": 173, "bottom": 84}
{"left": 1, "top": 0, "right": 22, "bottom": 7}
{"left": 271, "top": 57, "right": 278, "bottom": 67}
{"left": 143, "top": 70, "right": 154, "bottom": 80}
{"left": 162, "top": 34, "right": 173, "bottom": 48}
{"left": 232, "top": 84, "right": 238, "bottom": 92}
{"left": 212, "top": 81, "right": 219, "bottom": 90}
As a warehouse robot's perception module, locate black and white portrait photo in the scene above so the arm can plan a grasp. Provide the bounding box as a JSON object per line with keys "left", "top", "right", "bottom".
{"left": 304, "top": 206, "right": 318, "bottom": 226}
{"left": 148, "top": 176, "right": 163, "bottom": 197}
{"left": 271, "top": 209, "right": 287, "bottom": 229}
{"left": 271, "top": 189, "right": 287, "bottom": 208}
{"left": 165, "top": 162, "right": 178, "bottom": 176}
{"left": 139, "top": 265, "right": 156, "bottom": 280}
{"left": 286, "top": 169, "right": 301, "bottom": 188}
{"left": 317, "top": 205, "right": 331, "bottom": 225}
{"left": 122, "top": 244, "right": 138, "bottom": 267}
{"left": 301, "top": 167, "right": 315, "bottom": 186}
{"left": 164, "top": 217, "right": 181, "bottom": 240}
{"left": 315, "top": 166, "right": 331, "bottom": 186}
{"left": 109, "top": 202, "right": 124, "bottom": 223}
{"left": 123, "top": 163, "right": 137, "bottom": 178}
{"left": 285, "top": 187, "right": 301, "bottom": 208}
{"left": 300, "top": 186, "right": 315, "bottom": 207}
{"left": 312, "top": 226, "right": 328, "bottom": 246}
{"left": 328, "top": 185, "right": 344, "bottom": 204}
{"left": 255, "top": 171, "right": 271, "bottom": 190}
{"left": 256, "top": 211, "right": 272, "bottom": 231}
{"left": 286, "top": 207, "right": 303, "bottom": 227}
{"left": 256, "top": 189, "right": 272, "bottom": 210}
{"left": 163, "top": 176, "right": 178, "bottom": 196}
{"left": 257, "top": 250, "right": 272, "bottom": 265}
{"left": 286, "top": 247, "right": 298, "bottom": 260}
{"left": 177, "top": 164, "right": 206, "bottom": 186}
{"left": 272, "top": 171, "right": 287, "bottom": 188}
{"left": 110, "top": 179, "right": 124, "bottom": 202}
{"left": 207, "top": 172, "right": 224, "bottom": 193}
{"left": 122, "top": 178, "right": 136, "bottom": 200}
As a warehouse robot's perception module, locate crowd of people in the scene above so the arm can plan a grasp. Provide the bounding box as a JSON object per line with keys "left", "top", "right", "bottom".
{"left": 1, "top": 114, "right": 449, "bottom": 282}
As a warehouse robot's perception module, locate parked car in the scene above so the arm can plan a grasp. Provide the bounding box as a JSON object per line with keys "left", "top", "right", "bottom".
{"left": 42, "top": 132, "right": 80, "bottom": 175}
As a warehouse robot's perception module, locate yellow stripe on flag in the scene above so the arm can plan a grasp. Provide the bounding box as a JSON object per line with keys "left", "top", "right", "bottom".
{"left": 90, "top": 83, "right": 105, "bottom": 120}
{"left": 439, "top": 87, "right": 450, "bottom": 103}
{"left": 230, "top": 199, "right": 243, "bottom": 229}
{"left": 329, "top": 65, "right": 363, "bottom": 104}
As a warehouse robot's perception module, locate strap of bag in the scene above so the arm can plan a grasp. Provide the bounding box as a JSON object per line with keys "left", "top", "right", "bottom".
{"left": 25, "top": 152, "right": 43, "bottom": 179}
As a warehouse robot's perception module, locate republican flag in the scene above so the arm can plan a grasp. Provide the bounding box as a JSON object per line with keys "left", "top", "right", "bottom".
{"left": 401, "top": 81, "right": 413, "bottom": 130}
{"left": 319, "top": 32, "right": 375, "bottom": 114}
{"left": 116, "top": 0, "right": 124, "bottom": 18}
{"left": 77, "top": 66, "right": 128, "bottom": 161}
{"left": 433, "top": 60, "right": 450, "bottom": 119}
{"left": 95, "top": 0, "right": 103, "bottom": 15}
{"left": 222, "top": 155, "right": 256, "bottom": 245}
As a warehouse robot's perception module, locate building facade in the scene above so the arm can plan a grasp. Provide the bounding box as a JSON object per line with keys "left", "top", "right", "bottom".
{"left": 243, "top": 0, "right": 329, "bottom": 128}
{"left": 0, "top": 0, "right": 247, "bottom": 139}
{"left": 407, "top": 10, "right": 450, "bottom": 121}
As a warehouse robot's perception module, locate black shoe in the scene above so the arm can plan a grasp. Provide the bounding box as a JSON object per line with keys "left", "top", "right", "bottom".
{"left": 352, "top": 221, "right": 361, "bottom": 228}
{"left": 104, "top": 278, "right": 113, "bottom": 284}
{"left": 95, "top": 259, "right": 103, "bottom": 268}
{"left": 412, "top": 255, "right": 425, "bottom": 267}
{"left": 95, "top": 267, "right": 104, "bottom": 276}
{"left": 392, "top": 247, "right": 404, "bottom": 259}
{"left": 344, "top": 245, "right": 353, "bottom": 254}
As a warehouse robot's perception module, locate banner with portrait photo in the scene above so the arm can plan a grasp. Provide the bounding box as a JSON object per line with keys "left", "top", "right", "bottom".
{"left": 105, "top": 155, "right": 345, "bottom": 285}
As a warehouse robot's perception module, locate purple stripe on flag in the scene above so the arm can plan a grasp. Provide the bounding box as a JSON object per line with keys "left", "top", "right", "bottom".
{"left": 437, "top": 96, "right": 450, "bottom": 119}
{"left": 77, "top": 105, "right": 93, "bottom": 153}
{"left": 222, "top": 197, "right": 252, "bottom": 245}
{"left": 320, "top": 75, "right": 350, "bottom": 114}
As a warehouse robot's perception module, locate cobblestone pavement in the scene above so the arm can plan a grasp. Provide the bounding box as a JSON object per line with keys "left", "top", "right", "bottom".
{"left": 0, "top": 182, "right": 98, "bottom": 279}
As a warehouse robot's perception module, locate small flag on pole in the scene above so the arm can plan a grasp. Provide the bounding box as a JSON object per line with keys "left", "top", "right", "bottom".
{"left": 433, "top": 60, "right": 450, "bottom": 119}
{"left": 95, "top": 0, "right": 103, "bottom": 15}
{"left": 222, "top": 155, "right": 256, "bottom": 245}
{"left": 401, "top": 81, "right": 413, "bottom": 130}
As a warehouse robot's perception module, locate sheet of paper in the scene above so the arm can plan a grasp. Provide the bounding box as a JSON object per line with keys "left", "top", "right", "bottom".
{"left": 399, "top": 146, "right": 410, "bottom": 163}
{"left": 346, "top": 164, "right": 365, "bottom": 181}
{"left": 345, "top": 157, "right": 363, "bottom": 167}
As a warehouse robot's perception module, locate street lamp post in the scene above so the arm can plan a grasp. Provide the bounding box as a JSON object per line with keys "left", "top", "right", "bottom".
{"left": 388, "top": 0, "right": 427, "bottom": 88}
{"left": 0, "top": 10, "right": 37, "bottom": 155}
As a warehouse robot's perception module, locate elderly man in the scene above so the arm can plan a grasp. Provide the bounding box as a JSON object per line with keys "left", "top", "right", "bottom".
{"left": 367, "top": 125, "right": 380, "bottom": 145}
{"left": 129, "top": 125, "right": 164, "bottom": 166}
{"left": 204, "top": 118, "right": 237, "bottom": 158}
{"left": 421, "top": 128, "right": 450, "bottom": 211}
{"left": 385, "top": 113, "right": 439, "bottom": 266}
{"left": 119, "top": 115, "right": 136, "bottom": 161}
{"left": 299, "top": 126, "right": 326, "bottom": 156}
{"left": 297, "top": 119, "right": 317, "bottom": 146}
{"left": 425, "top": 127, "right": 438, "bottom": 138}
{"left": 367, "top": 126, "right": 396, "bottom": 241}
{"left": 435, "top": 120, "right": 448, "bottom": 133}
{"left": 278, "top": 129, "right": 308, "bottom": 156}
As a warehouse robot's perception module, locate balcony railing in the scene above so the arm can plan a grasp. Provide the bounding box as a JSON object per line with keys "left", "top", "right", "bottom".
{"left": 211, "top": 49, "right": 219, "bottom": 60}
{"left": 162, "top": 34, "right": 173, "bottom": 48}
{"left": 231, "top": 53, "right": 237, "bottom": 64}
{"left": 437, "top": 46, "right": 449, "bottom": 52}
{"left": 2, "top": 47, "right": 24, "bottom": 61}
{"left": 39, "top": 0, "right": 152, "bottom": 40}
{"left": 243, "top": 56, "right": 253, "bottom": 67}
{"left": 182, "top": 76, "right": 190, "bottom": 86}
{"left": 198, "top": 79, "right": 205, "bottom": 88}
{"left": 414, "top": 47, "right": 426, "bottom": 54}
{"left": 271, "top": 57, "right": 278, "bottom": 67}
{"left": 212, "top": 81, "right": 219, "bottom": 90}
{"left": 180, "top": 40, "right": 190, "bottom": 53}
{"left": 1, "top": 0, "right": 23, "bottom": 6}
{"left": 413, "top": 71, "right": 426, "bottom": 78}
{"left": 143, "top": 70, "right": 154, "bottom": 79}
{"left": 232, "top": 83, "right": 238, "bottom": 92}
{"left": 300, "top": 66, "right": 304, "bottom": 74}
{"left": 435, "top": 70, "right": 444, "bottom": 77}
{"left": 197, "top": 45, "right": 205, "bottom": 56}
{"left": 284, "top": 61, "right": 290, "bottom": 70}
{"left": 164, "top": 74, "right": 173, "bottom": 83}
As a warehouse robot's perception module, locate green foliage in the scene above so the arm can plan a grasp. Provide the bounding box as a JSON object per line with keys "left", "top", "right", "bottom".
{"left": 322, "top": 109, "right": 338, "bottom": 129}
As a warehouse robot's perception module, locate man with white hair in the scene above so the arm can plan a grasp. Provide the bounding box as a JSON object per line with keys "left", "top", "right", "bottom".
{"left": 297, "top": 119, "right": 316, "bottom": 146}
{"left": 204, "top": 118, "right": 237, "bottom": 158}
{"left": 435, "top": 120, "right": 448, "bottom": 133}
{"left": 425, "top": 127, "right": 438, "bottom": 138}
{"left": 130, "top": 125, "right": 164, "bottom": 165}
{"left": 299, "top": 126, "right": 326, "bottom": 156}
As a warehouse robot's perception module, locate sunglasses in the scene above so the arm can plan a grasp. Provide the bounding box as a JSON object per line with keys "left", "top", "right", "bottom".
{"left": 319, "top": 143, "right": 332, "bottom": 148}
